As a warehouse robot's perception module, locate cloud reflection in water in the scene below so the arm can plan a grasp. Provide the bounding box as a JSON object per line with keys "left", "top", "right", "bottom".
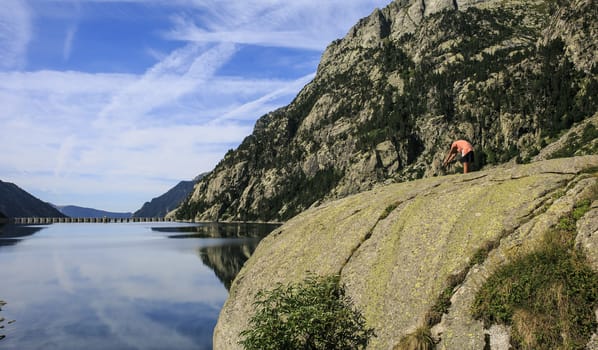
{"left": 0, "top": 222, "right": 278, "bottom": 350}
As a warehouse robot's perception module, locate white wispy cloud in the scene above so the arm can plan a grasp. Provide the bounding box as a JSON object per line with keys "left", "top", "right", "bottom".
{"left": 63, "top": 24, "right": 78, "bottom": 61}
{"left": 218, "top": 73, "right": 316, "bottom": 122}
{"left": 166, "top": 0, "right": 387, "bottom": 50}
{"left": 94, "top": 42, "right": 238, "bottom": 129}
{"left": 0, "top": 65, "right": 297, "bottom": 210}
{"left": 0, "top": 0, "right": 32, "bottom": 69}
{"left": 168, "top": 22, "right": 326, "bottom": 50}
{"left": 0, "top": 0, "right": 390, "bottom": 211}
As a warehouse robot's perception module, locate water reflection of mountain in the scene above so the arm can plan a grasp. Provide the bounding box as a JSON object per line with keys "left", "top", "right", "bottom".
{"left": 152, "top": 222, "right": 280, "bottom": 239}
{"left": 0, "top": 224, "right": 45, "bottom": 247}
{"left": 153, "top": 223, "right": 280, "bottom": 290}
{"left": 198, "top": 241, "right": 260, "bottom": 290}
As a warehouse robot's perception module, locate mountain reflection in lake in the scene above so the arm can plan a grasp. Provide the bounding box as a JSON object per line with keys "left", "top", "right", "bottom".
{"left": 153, "top": 222, "right": 280, "bottom": 290}
{"left": 0, "top": 224, "right": 45, "bottom": 247}
{"left": 0, "top": 222, "right": 279, "bottom": 350}
{"left": 198, "top": 243, "right": 259, "bottom": 291}
{"left": 152, "top": 221, "right": 280, "bottom": 239}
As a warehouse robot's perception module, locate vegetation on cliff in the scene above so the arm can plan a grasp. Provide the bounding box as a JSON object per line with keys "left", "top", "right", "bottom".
{"left": 177, "top": 0, "right": 597, "bottom": 222}
{"left": 473, "top": 194, "right": 598, "bottom": 349}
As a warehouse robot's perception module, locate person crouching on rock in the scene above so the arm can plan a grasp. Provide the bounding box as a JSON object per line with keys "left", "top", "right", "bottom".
{"left": 442, "top": 139, "right": 474, "bottom": 174}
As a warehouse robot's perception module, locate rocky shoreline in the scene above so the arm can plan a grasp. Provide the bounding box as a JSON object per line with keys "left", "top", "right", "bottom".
{"left": 0, "top": 299, "right": 15, "bottom": 341}
{"left": 0, "top": 299, "right": 6, "bottom": 341}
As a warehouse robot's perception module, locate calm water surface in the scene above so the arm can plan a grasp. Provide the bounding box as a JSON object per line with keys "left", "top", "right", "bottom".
{"left": 0, "top": 222, "right": 279, "bottom": 350}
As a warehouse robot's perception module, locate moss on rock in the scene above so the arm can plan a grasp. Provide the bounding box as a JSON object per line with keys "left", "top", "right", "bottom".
{"left": 214, "top": 156, "right": 598, "bottom": 349}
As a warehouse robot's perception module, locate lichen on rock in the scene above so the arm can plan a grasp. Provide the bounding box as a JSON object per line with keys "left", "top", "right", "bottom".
{"left": 213, "top": 155, "right": 598, "bottom": 349}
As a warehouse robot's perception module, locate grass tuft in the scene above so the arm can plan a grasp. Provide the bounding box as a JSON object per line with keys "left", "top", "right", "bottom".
{"left": 393, "top": 326, "right": 435, "bottom": 350}
{"left": 472, "top": 196, "right": 598, "bottom": 349}
{"left": 379, "top": 201, "right": 401, "bottom": 220}
{"left": 425, "top": 269, "right": 469, "bottom": 327}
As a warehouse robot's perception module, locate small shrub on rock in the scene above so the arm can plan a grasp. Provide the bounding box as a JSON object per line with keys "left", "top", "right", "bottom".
{"left": 393, "top": 326, "right": 434, "bottom": 350}
{"left": 239, "top": 274, "right": 375, "bottom": 350}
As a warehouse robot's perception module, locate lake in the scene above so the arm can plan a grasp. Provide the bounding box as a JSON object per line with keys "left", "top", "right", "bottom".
{"left": 0, "top": 222, "right": 279, "bottom": 350}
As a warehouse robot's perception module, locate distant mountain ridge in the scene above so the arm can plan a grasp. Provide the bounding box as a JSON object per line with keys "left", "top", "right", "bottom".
{"left": 0, "top": 180, "right": 65, "bottom": 218}
{"left": 0, "top": 174, "right": 204, "bottom": 220}
{"left": 53, "top": 205, "right": 132, "bottom": 219}
{"left": 133, "top": 174, "right": 205, "bottom": 218}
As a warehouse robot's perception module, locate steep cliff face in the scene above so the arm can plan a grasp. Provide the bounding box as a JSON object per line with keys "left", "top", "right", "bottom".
{"left": 176, "top": 0, "right": 597, "bottom": 222}
{"left": 542, "top": 0, "right": 597, "bottom": 74}
{"left": 213, "top": 155, "right": 598, "bottom": 349}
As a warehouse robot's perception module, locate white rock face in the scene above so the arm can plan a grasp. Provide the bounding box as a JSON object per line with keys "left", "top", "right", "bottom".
{"left": 423, "top": 0, "right": 456, "bottom": 16}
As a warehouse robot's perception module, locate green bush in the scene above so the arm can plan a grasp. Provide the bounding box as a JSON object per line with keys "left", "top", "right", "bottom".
{"left": 239, "top": 274, "right": 375, "bottom": 350}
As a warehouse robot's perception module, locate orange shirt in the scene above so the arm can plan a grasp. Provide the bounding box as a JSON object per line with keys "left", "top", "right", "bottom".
{"left": 452, "top": 140, "right": 473, "bottom": 156}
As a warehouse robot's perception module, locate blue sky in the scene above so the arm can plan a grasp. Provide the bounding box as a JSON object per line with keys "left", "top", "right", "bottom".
{"left": 0, "top": 0, "right": 390, "bottom": 213}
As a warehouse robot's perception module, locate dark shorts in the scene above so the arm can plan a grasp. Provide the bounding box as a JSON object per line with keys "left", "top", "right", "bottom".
{"left": 459, "top": 151, "right": 474, "bottom": 163}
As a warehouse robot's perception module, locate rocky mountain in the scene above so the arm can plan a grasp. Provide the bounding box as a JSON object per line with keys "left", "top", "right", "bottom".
{"left": 0, "top": 180, "right": 65, "bottom": 218}
{"left": 214, "top": 155, "right": 598, "bottom": 349}
{"left": 175, "top": 0, "right": 597, "bottom": 223}
{"left": 54, "top": 205, "right": 132, "bottom": 219}
{"left": 134, "top": 174, "right": 205, "bottom": 218}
